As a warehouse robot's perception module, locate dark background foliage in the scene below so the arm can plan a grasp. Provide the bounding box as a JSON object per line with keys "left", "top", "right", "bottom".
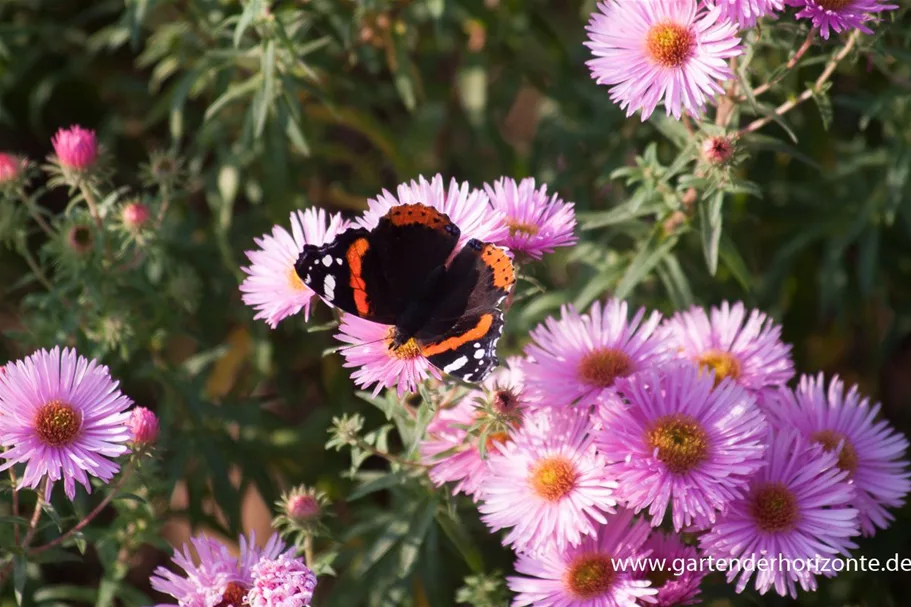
{"left": 1, "top": 0, "right": 910, "bottom": 605}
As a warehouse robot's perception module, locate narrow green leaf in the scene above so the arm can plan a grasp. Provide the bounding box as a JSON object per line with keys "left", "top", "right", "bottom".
{"left": 234, "top": 0, "right": 262, "bottom": 48}
{"left": 657, "top": 255, "right": 694, "bottom": 308}
{"left": 255, "top": 40, "right": 276, "bottom": 137}
{"left": 398, "top": 498, "right": 437, "bottom": 577}
{"left": 699, "top": 192, "right": 724, "bottom": 276}
{"left": 719, "top": 234, "right": 752, "bottom": 292}
{"left": 14, "top": 555, "right": 27, "bottom": 606}
{"left": 614, "top": 230, "right": 679, "bottom": 299}
{"left": 204, "top": 76, "right": 261, "bottom": 121}
{"left": 435, "top": 509, "right": 484, "bottom": 573}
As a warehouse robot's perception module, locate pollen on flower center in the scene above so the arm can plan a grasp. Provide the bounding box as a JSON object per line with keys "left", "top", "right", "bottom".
{"left": 646, "top": 414, "right": 710, "bottom": 474}
{"left": 530, "top": 456, "right": 577, "bottom": 501}
{"left": 216, "top": 582, "right": 248, "bottom": 607}
{"left": 811, "top": 430, "right": 859, "bottom": 475}
{"left": 750, "top": 482, "right": 800, "bottom": 533}
{"left": 578, "top": 348, "right": 634, "bottom": 388}
{"left": 646, "top": 22, "right": 695, "bottom": 68}
{"left": 287, "top": 267, "right": 307, "bottom": 292}
{"left": 385, "top": 328, "right": 423, "bottom": 359}
{"left": 698, "top": 350, "right": 742, "bottom": 386}
{"left": 35, "top": 400, "right": 81, "bottom": 447}
{"left": 506, "top": 218, "right": 540, "bottom": 237}
{"left": 565, "top": 554, "right": 616, "bottom": 598}
{"left": 816, "top": 0, "right": 852, "bottom": 9}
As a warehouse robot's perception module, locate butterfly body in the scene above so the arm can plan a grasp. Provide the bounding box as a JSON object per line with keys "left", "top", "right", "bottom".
{"left": 295, "top": 203, "right": 515, "bottom": 382}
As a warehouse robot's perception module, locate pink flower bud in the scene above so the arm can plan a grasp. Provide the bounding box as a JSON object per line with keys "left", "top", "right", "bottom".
{"left": 52, "top": 125, "right": 98, "bottom": 170}
{"left": 128, "top": 406, "right": 159, "bottom": 445}
{"left": 287, "top": 493, "right": 321, "bottom": 522}
{"left": 702, "top": 136, "right": 734, "bottom": 166}
{"left": 0, "top": 152, "right": 25, "bottom": 184}
{"left": 122, "top": 202, "right": 151, "bottom": 231}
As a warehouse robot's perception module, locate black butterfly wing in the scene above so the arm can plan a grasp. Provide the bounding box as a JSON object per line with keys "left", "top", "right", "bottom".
{"left": 417, "top": 239, "right": 515, "bottom": 382}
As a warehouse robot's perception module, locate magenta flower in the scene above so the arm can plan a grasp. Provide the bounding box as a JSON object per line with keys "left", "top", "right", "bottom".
{"left": 51, "top": 125, "right": 98, "bottom": 169}
{"left": 660, "top": 301, "right": 794, "bottom": 399}
{"left": 240, "top": 208, "right": 348, "bottom": 328}
{"left": 700, "top": 430, "right": 860, "bottom": 598}
{"left": 704, "top": 0, "right": 784, "bottom": 28}
{"left": 597, "top": 364, "right": 767, "bottom": 531}
{"left": 128, "top": 406, "right": 160, "bottom": 445}
{"left": 0, "top": 347, "right": 132, "bottom": 500}
{"left": 483, "top": 177, "right": 577, "bottom": 259}
{"left": 524, "top": 299, "right": 666, "bottom": 410}
{"left": 358, "top": 174, "right": 508, "bottom": 248}
{"left": 150, "top": 532, "right": 287, "bottom": 607}
{"left": 507, "top": 509, "right": 656, "bottom": 607}
{"left": 0, "top": 152, "right": 25, "bottom": 184}
{"left": 785, "top": 0, "right": 898, "bottom": 39}
{"left": 634, "top": 531, "right": 705, "bottom": 606}
{"left": 478, "top": 408, "right": 618, "bottom": 554}
{"left": 585, "top": 0, "right": 743, "bottom": 120}
{"left": 247, "top": 553, "right": 317, "bottom": 607}
{"left": 769, "top": 374, "right": 910, "bottom": 536}
{"left": 335, "top": 313, "right": 441, "bottom": 397}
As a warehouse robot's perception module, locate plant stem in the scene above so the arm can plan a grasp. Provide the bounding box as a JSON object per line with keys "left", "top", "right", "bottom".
{"left": 19, "top": 244, "right": 54, "bottom": 292}
{"left": 156, "top": 184, "right": 171, "bottom": 226}
{"left": 745, "top": 28, "right": 817, "bottom": 100}
{"left": 9, "top": 467, "right": 20, "bottom": 545}
{"left": 304, "top": 535, "right": 314, "bottom": 568}
{"left": 78, "top": 182, "right": 104, "bottom": 233}
{"left": 29, "top": 462, "right": 135, "bottom": 556}
{"left": 24, "top": 200, "right": 54, "bottom": 237}
{"left": 0, "top": 481, "right": 47, "bottom": 586}
{"left": 738, "top": 31, "right": 858, "bottom": 137}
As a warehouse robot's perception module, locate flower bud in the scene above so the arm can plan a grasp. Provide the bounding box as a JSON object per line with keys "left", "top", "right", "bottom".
{"left": 66, "top": 225, "right": 94, "bottom": 254}
{"left": 52, "top": 125, "right": 98, "bottom": 170}
{"left": 128, "top": 406, "right": 160, "bottom": 445}
{"left": 122, "top": 201, "right": 151, "bottom": 231}
{"left": 702, "top": 136, "right": 734, "bottom": 166}
{"left": 0, "top": 152, "right": 25, "bottom": 185}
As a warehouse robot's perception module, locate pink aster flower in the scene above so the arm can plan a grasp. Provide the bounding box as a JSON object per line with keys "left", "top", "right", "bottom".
{"left": 633, "top": 531, "right": 705, "bottom": 606}
{"left": 785, "top": 0, "right": 898, "bottom": 39}
{"left": 358, "top": 174, "right": 508, "bottom": 248}
{"left": 240, "top": 208, "right": 347, "bottom": 328}
{"left": 128, "top": 406, "right": 160, "bottom": 445}
{"left": 335, "top": 314, "right": 441, "bottom": 398}
{"left": 478, "top": 408, "right": 618, "bottom": 554}
{"left": 584, "top": 0, "right": 743, "bottom": 120}
{"left": 769, "top": 374, "right": 911, "bottom": 536}
{"left": 597, "top": 364, "right": 767, "bottom": 531}
{"left": 524, "top": 299, "right": 666, "bottom": 410}
{"left": 483, "top": 177, "right": 577, "bottom": 259}
{"left": 150, "top": 532, "right": 287, "bottom": 607}
{"left": 660, "top": 301, "right": 794, "bottom": 399}
{"left": 51, "top": 125, "right": 98, "bottom": 170}
{"left": 0, "top": 152, "right": 25, "bottom": 184}
{"left": 507, "top": 509, "right": 656, "bottom": 607}
{"left": 247, "top": 553, "right": 318, "bottom": 607}
{"left": 0, "top": 347, "right": 132, "bottom": 500}
{"left": 421, "top": 358, "right": 530, "bottom": 499}
{"left": 704, "top": 0, "right": 784, "bottom": 28}
{"left": 700, "top": 430, "right": 860, "bottom": 598}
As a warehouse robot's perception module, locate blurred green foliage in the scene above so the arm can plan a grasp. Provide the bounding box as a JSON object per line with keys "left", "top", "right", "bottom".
{"left": 1, "top": 0, "right": 911, "bottom": 605}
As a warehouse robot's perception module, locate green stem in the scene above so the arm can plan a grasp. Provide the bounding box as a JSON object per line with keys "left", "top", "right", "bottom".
{"left": 19, "top": 244, "right": 54, "bottom": 291}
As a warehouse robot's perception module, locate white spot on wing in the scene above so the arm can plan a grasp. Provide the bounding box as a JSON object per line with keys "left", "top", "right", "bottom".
{"left": 443, "top": 356, "right": 468, "bottom": 374}
{"left": 336, "top": 257, "right": 343, "bottom": 265}
{"left": 323, "top": 274, "right": 336, "bottom": 301}
{"left": 474, "top": 349, "right": 484, "bottom": 360}
{"left": 322, "top": 255, "right": 333, "bottom": 267}
{"left": 304, "top": 274, "right": 311, "bottom": 284}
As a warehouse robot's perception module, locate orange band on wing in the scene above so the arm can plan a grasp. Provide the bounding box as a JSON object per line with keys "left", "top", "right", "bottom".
{"left": 421, "top": 314, "right": 494, "bottom": 357}
{"left": 386, "top": 203, "right": 453, "bottom": 229}
{"left": 346, "top": 238, "right": 371, "bottom": 315}
{"left": 481, "top": 244, "right": 515, "bottom": 291}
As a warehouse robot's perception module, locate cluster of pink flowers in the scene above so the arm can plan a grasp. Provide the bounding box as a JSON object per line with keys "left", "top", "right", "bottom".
{"left": 584, "top": 0, "right": 898, "bottom": 120}
{"left": 150, "top": 532, "right": 317, "bottom": 607}
{"left": 421, "top": 299, "right": 910, "bottom": 605}
{"left": 240, "top": 174, "right": 577, "bottom": 395}
{"left": 0, "top": 346, "right": 158, "bottom": 501}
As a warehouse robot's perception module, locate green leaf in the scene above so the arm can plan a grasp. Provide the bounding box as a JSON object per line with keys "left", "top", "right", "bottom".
{"left": 113, "top": 492, "right": 148, "bottom": 505}
{"left": 699, "top": 192, "right": 724, "bottom": 276}
{"left": 435, "top": 508, "right": 484, "bottom": 573}
{"left": 657, "top": 255, "right": 694, "bottom": 308}
{"left": 857, "top": 225, "right": 879, "bottom": 296}
{"left": 719, "top": 234, "right": 752, "bottom": 293}
{"left": 204, "top": 75, "right": 261, "bottom": 121}
{"left": 234, "top": 0, "right": 262, "bottom": 48}
{"left": 34, "top": 585, "right": 98, "bottom": 604}
{"left": 348, "top": 471, "right": 407, "bottom": 501}
{"left": 809, "top": 81, "right": 833, "bottom": 131}
{"left": 13, "top": 555, "right": 26, "bottom": 606}
{"left": 579, "top": 200, "right": 664, "bottom": 230}
{"left": 614, "top": 230, "right": 679, "bottom": 299}
{"left": 398, "top": 498, "right": 437, "bottom": 577}
{"left": 95, "top": 578, "right": 118, "bottom": 607}
{"left": 255, "top": 40, "right": 276, "bottom": 137}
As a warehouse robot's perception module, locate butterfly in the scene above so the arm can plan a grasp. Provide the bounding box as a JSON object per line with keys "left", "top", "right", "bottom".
{"left": 295, "top": 203, "right": 515, "bottom": 382}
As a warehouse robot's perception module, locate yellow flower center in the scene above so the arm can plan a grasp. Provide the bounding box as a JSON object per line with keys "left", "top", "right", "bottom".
{"left": 216, "top": 582, "right": 248, "bottom": 607}
{"left": 811, "top": 430, "right": 859, "bottom": 476}
{"left": 578, "top": 348, "right": 633, "bottom": 388}
{"left": 565, "top": 555, "right": 616, "bottom": 599}
{"left": 35, "top": 400, "right": 81, "bottom": 447}
{"left": 750, "top": 482, "right": 799, "bottom": 533}
{"left": 530, "top": 456, "right": 577, "bottom": 502}
{"left": 384, "top": 328, "right": 423, "bottom": 359}
{"left": 646, "top": 22, "right": 695, "bottom": 68}
{"left": 816, "top": 0, "right": 852, "bottom": 9}
{"left": 287, "top": 267, "right": 307, "bottom": 292}
{"left": 646, "top": 414, "right": 710, "bottom": 474}
{"left": 506, "top": 218, "right": 540, "bottom": 237}
{"left": 697, "top": 350, "right": 742, "bottom": 386}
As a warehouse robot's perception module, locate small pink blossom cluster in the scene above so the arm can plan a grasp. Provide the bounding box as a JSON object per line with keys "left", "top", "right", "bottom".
{"left": 150, "top": 532, "right": 317, "bottom": 607}
{"left": 239, "top": 174, "right": 577, "bottom": 395}
{"left": 0, "top": 347, "right": 158, "bottom": 501}
{"left": 584, "top": 0, "right": 897, "bottom": 121}
{"left": 420, "top": 299, "right": 911, "bottom": 605}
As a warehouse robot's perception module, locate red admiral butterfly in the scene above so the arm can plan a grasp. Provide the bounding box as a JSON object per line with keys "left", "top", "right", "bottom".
{"left": 295, "top": 203, "right": 515, "bottom": 382}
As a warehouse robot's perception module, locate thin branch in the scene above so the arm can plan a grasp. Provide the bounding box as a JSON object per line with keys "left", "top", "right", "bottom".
{"left": 19, "top": 245, "right": 54, "bottom": 292}
{"left": 9, "top": 467, "right": 20, "bottom": 545}
{"left": 743, "top": 28, "right": 817, "bottom": 100}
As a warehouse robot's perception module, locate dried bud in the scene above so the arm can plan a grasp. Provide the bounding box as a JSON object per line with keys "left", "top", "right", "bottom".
{"left": 0, "top": 152, "right": 26, "bottom": 185}
{"left": 52, "top": 125, "right": 98, "bottom": 170}
{"left": 122, "top": 201, "right": 151, "bottom": 231}
{"left": 67, "top": 225, "right": 94, "bottom": 254}
{"left": 702, "top": 135, "right": 734, "bottom": 166}
{"left": 128, "top": 407, "right": 160, "bottom": 445}
{"left": 662, "top": 210, "right": 687, "bottom": 237}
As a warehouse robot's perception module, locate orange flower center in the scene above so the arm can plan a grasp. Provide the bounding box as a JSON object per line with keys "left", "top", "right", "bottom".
{"left": 35, "top": 400, "right": 81, "bottom": 447}
{"left": 646, "top": 414, "right": 710, "bottom": 474}
{"left": 506, "top": 218, "right": 540, "bottom": 237}
{"left": 385, "top": 328, "right": 423, "bottom": 360}
{"left": 646, "top": 22, "right": 695, "bottom": 68}
{"left": 287, "top": 267, "right": 307, "bottom": 291}
{"left": 578, "top": 348, "right": 633, "bottom": 388}
{"left": 750, "top": 482, "right": 799, "bottom": 533}
{"left": 530, "top": 456, "right": 577, "bottom": 502}
{"left": 811, "top": 430, "right": 859, "bottom": 476}
{"left": 816, "top": 0, "right": 852, "bottom": 9}
{"left": 565, "top": 555, "right": 616, "bottom": 599}
{"left": 216, "top": 582, "right": 248, "bottom": 607}
{"left": 697, "top": 350, "right": 742, "bottom": 386}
